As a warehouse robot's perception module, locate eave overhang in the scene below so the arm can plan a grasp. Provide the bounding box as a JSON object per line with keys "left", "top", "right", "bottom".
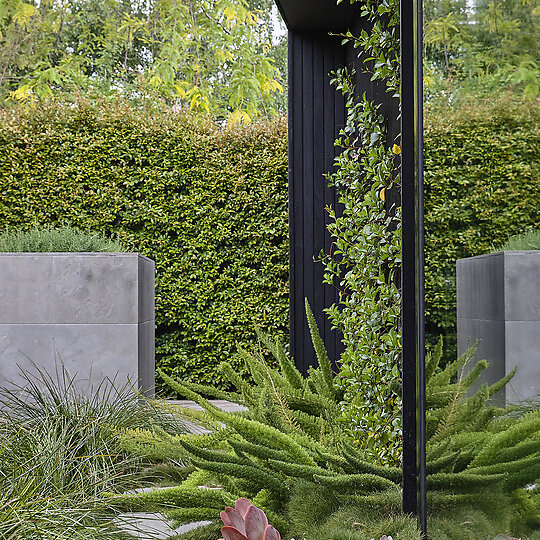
{"left": 274, "top": 0, "right": 360, "bottom": 31}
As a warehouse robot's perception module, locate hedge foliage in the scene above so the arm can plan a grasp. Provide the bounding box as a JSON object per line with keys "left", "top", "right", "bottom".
{"left": 424, "top": 97, "right": 540, "bottom": 356}
{"left": 0, "top": 96, "right": 537, "bottom": 389}
{"left": 0, "top": 100, "right": 288, "bottom": 389}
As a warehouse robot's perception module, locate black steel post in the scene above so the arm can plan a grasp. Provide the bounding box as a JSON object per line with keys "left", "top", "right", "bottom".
{"left": 400, "top": 0, "right": 427, "bottom": 533}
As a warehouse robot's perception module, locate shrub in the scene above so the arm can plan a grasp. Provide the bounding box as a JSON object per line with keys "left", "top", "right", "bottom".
{"left": 0, "top": 224, "right": 124, "bottom": 252}
{"left": 499, "top": 229, "right": 540, "bottom": 251}
{"left": 0, "top": 99, "right": 289, "bottom": 388}
{"left": 424, "top": 96, "right": 540, "bottom": 360}
{"left": 0, "top": 364, "right": 183, "bottom": 538}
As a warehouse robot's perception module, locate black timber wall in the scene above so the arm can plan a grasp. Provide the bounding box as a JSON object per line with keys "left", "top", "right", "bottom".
{"left": 288, "top": 26, "right": 400, "bottom": 375}
{"left": 288, "top": 30, "right": 346, "bottom": 375}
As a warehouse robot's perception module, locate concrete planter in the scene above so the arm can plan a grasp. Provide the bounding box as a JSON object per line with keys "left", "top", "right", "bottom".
{"left": 0, "top": 253, "right": 155, "bottom": 397}
{"left": 457, "top": 251, "right": 540, "bottom": 403}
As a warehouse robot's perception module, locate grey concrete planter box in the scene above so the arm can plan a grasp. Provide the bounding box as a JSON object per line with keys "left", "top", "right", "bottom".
{"left": 0, "top": 253, "right": 155, "bottom": 397}
{"left": 457, "top": 251, "right": 540, "bottom": 403}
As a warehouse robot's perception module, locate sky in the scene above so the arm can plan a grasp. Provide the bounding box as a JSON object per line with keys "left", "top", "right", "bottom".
{"left": 271, "top": 3, "right": 287, "bottom": 44}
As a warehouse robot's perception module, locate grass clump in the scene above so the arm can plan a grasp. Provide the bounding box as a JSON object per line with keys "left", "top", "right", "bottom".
{"left": 0, "top": 364, "right": 185, "bottom": 538}
{"left": 0, "top": 224, "right": 124, "bottom": 252}
{"left": 499, "top": 229, "right": 540, "bottom": 251}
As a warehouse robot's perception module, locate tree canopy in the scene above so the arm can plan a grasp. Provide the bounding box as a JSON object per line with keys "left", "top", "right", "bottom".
{"left": 424, "top": 0, "right": 540, "bottom": 100}
{"left": 0, "top": 0, "right": 284, "bottom": 119}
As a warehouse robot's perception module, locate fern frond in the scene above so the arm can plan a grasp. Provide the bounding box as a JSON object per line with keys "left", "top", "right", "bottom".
{"left": 350, "top": 488, "right": 402, "bottom": 509}
{"left": 179, "top": 380, "right": 242, "bottom": 403}
{"left": 426, "top": 451, "right": 460, "bottom": 474}
{"left": 470, "top": 409, "right": 540, "bottom": 468}
{"left": 427, "top": 471, "right": 506, "bottom": 491}
{"left": 274, "top": 337, "right": 305, "bottom": 390}
{"left": 227, "top": 438, "right": 297, "bottom": 463}
{"left": 306, "top": 365, "right": 333, "bottom": 400}
{"left": 340, "top": 444, "right": 402, "bottom": 482}
{"left": 237, "top": 346, "right": 269, "bottom": 387}
{"left": 305, "top": 298, "right": 334, "bottom": 397}
{"left": 190, "top": 456, "right": 288, "bottom": 497}
{"left": 180, "top": 439, "right": 251, "bottom": 466}
{"left": 181, "top": 469, "right": 216, "bottom": 489}
{"left": 171, "top": 405, "right": 227, "bottom": 432}
{"left": 460, "top": 359, "right": 489, "bottom": 389}
{"left": 282, "top": 388, "right": 339, "bottom": 417}
{"left": 430, "top": 384, "right": 490, "bottom": 444}
{"left": 468, "top": 451, "right": 540, "bottom": 478}
{"left": 219, "top": 361, "right": 255, "bottom": 404}
{"left": 427, "top": 492, "right": 483, "bottom": 508}
{"left": 289, "top": 409, "right": 326, "bottom": 440}
{"left": 263, "top": 363, "right": 301, "bottom": 430}
{"left": 426, "top": 438, "right": 451, "bottom": 462}
{"left": 488, "top": 366, "right": 517, "bottom": 397}
{"left": 426, "top": 384, "right": 464, "bottom": 410}
{"left": 266, "top": 459, "right": 333, "bottom": 480}
{"left": 313, "top": 473, "right": 396, "bottom": 492}
{"left": 254, "top": 327, "right": 303, "bottom": 390}
{"left": 496, "top": 436, "right": 540, "bottom": 464}
{"left": 313, "top": 449, "right": 350, "bottom": 471}
{"left": 425, "top": 337, "right": 443, "bottom": 384}
{"left": 158, "top": 370, "right": 317, "bottom": 466}
{"left": 167, "top": 507, "right": 220, "bottom": 525}
{"left": 428, "top": 344, "right": 476, "bottom": 389}
{"left": 116, "top": 486, "right": 234, "bottom": 512}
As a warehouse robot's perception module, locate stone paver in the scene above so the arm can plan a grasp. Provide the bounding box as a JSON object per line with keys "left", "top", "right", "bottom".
{"left": 167, "top": 399, "right": 247, "bottom": 412}
{"left": 117, "top": 400, "right": 244, "bottom": 538}
{"left": 159, "top": 399, "right": 247, "bottom": 434}
{"left": 115, "top": 513, "right": 212, "bottom": 539}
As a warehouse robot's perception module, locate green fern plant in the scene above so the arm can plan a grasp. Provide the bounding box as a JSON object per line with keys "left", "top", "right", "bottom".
{"left": 116, "top": 313, "right": 540, "bottom": 538}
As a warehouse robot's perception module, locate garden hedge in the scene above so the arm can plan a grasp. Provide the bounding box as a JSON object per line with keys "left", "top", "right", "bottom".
{"left": 0, "top": 100, "right": 288, "bottom": 389}
{"left": 0, "top": 96, "right": 537, "bottom": 387}
{"left": 424, "top": 97, "right": 540, "bottom": 358}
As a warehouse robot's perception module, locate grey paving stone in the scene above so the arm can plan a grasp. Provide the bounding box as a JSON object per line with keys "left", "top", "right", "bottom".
{"left": 167, "top": 399, "right": 247, "bottom": 412}
{"left": 115, "top": 512, "right": 212, "bottom": 539}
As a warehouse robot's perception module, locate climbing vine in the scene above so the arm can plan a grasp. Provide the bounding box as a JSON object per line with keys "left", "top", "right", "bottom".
{"left": 321, "top": 0, "right": 401, "bottom": 465}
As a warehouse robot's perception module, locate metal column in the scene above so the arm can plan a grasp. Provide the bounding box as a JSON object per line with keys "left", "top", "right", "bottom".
{"left": 400, "top": 0, "right": 427, "bottom": 533}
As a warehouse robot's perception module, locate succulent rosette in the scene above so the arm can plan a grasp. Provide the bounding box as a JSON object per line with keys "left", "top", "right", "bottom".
{"left": 219, "top": 498, "right": 281, "bottom": 540}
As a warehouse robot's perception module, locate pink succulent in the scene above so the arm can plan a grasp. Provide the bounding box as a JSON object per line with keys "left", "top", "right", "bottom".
{"left": 219, "top": 498, "right": 281, "bottom": 540}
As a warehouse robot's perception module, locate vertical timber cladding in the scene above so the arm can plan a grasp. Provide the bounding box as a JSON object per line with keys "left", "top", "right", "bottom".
{"left": 288, "top": 30, "right": 346, "bottom": 375}
{"left": 287, "top": 20, "right": 400, "bottom": 375}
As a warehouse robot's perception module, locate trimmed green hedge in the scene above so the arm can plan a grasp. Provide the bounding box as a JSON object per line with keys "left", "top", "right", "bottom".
{"left": 0, "top": 100, "right": 289, "bottom": 389}
{"left": 1, "top": 96, "right": 536, "bottom": 387}
{"left": 424, "top": 97, "right": 540, "bottom": 358}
